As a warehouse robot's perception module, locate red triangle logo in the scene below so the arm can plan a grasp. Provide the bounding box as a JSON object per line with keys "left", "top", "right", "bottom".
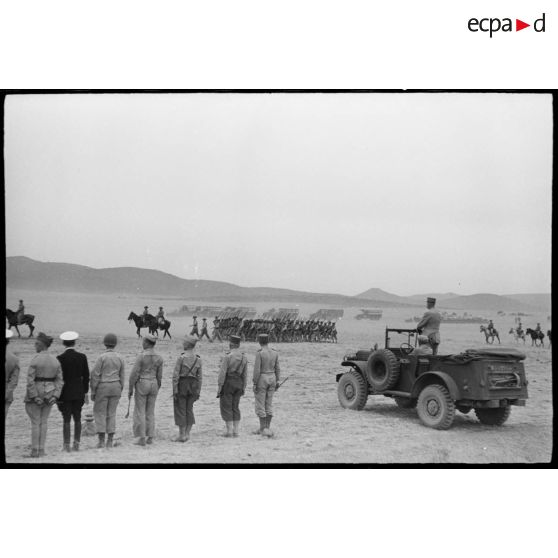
{"left": 516, "top": 19, "right": 530, "bottom": 31}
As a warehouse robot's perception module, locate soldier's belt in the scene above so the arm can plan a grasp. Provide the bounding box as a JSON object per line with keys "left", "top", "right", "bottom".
{"left": 260, "top": 371, "right": 276, "bottom": 375}
{"left": 34, "top": 377, "right": 56, "bottom": 382}
{"left": 138, "top": 377, "right": 157, "bottom": 381}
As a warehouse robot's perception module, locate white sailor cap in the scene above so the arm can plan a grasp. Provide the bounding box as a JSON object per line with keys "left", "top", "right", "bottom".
{"left": 60, "top": 331, "right": 79, "bottom": 341}
{"left": 6, "top": 329, "right": 13, "bottom": 339}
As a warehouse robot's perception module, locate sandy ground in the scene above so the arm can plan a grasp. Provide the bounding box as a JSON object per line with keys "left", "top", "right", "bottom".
{"left": 4, "top": 289, "right": 553, "bottom": 464}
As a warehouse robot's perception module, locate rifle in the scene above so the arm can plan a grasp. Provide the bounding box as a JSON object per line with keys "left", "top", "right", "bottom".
{"left": 276, "top": 376, "right": 290, "bottom": 389}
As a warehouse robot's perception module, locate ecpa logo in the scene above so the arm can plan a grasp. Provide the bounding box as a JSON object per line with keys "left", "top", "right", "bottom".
{"left": 468, "top": 12, "right": 546, "bottom": 37}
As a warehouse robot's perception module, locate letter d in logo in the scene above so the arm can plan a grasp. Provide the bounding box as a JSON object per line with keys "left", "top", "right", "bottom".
{"left": 534, "top": 13, "right": 546, "bottom": 32}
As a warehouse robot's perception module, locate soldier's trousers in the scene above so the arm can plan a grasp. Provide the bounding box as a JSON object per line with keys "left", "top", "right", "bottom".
{"left": 25, "top": 401, "right": 53, "bottom": 451}
{"left": 220, "top": 376, "right": 243, "bottom": 422}
{"left": 254, "top": 374, "right": 276, "bottom": 418}
{"left": 133, "top": 379, "right": 159, "bottom": 438}
{"left": 58, "top": 400, "right": 84, "bottom": 443}
{"left": 93, "top": 381, "right": 122, "bottom": 434}
{"left": 200, "top": 329, "right": 211, "bottom": 340}
{"left": 174, "top": 377, "right": 200, "bottom": 427}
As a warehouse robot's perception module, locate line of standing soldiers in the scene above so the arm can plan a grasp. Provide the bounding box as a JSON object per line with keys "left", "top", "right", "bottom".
{"left": 4, "top": 328, "right": 282, "bottom": 458}
{"left": 213, "top": 317, "right": 338, "bottom": 343}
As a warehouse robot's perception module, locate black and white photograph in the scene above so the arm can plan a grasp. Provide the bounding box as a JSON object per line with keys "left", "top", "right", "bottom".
{"left": 3, "top": 91, "right": 553, "bottom": 464}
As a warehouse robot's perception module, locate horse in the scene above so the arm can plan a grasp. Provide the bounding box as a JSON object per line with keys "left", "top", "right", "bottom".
{"left": 525, "top": 328, "right": 544, "bottom": 347}
{"left": 508, "top": 327, "right": 525, "bottom": 344}
{"left": 128, "top": 311, "right": 172, "bottom": 339}
{"left": 480, "top": 325, "right": 500, "bottom": 344}
{"left": 6, "top": 309, "right": 35, "bottom": 337}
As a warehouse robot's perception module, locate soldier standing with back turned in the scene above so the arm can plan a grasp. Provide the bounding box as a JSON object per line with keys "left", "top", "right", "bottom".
{"left": 216, "top": 335, "right": 247, "bottom": 437}
{"left": 416, "top": 297, "right": 442, "bottom": 355}
{"left": 252, "top": 333, "right": 281, "bottom": 437}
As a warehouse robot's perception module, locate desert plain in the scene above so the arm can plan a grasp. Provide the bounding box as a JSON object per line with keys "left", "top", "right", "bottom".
{"left": 4, "top": 288, "right": 553, "bottom": 464}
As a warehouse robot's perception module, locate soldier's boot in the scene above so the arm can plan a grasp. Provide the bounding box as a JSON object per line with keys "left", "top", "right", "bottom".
{"left": 106, "top": 433, "right": 114, "bottom": 448}
{"left": 72, "top": 441, "right": 80, "bottom": 452}
{"left": 253, "top": 417, "right": 266, "bottom": 435}
{"left": 134, "top": 437, "right": 146, "bottom": 446}
{"left": 232, "top": 421, "right": 240, "bottom": 437}
{"left": 146, "top": 436, "right": 153, "bottom": 444}
{"left": 183, "top": 424, "right": 192, "bottom": 441}
{"left": 172, "top": 427, "right": 185, "bottom": 442}
{"left": 38, "top": 449, "right": 46, "bottom": 457}
{"left": 96, "top": 433, "right": 106, "bottom": 449}
{"left": 262, "top": 415, "right": 273, "bottom": 437}
{"left": 63, "top": 442, "right": 71, "bottom": 452}
{"left": 30, "top": 448, "right": 40, "bottom": 458}
{"left": 224, "top": 422, "right": 233, "bottom": 437}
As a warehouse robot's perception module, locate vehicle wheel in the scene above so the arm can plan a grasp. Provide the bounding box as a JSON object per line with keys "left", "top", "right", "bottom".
{"left": 338, "top": 371, "right": 368, "bottom": 410}
{"left": 366, "top": 349, "right": 399, "bottom": 391}
{"left": 456, "top": 405, "right": 472, "bottom": 414}
{"left": 417, "top": 384, "right": 455, "bottom": 430}
{"left": 474, "top": 406, "right": 511, "bottom": 426}
{"left": 394, "top": 397, "right": 417, "bottom": 409}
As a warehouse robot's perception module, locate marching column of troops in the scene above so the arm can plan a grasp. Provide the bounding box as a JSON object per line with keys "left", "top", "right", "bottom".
{"left": 212, "top": 317, "right": 338, "bottom": 343}
{"left": 4, "top": 327, "right": 282, "bottom": 458}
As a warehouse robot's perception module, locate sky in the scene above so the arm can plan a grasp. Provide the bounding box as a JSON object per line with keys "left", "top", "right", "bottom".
{"left": 4, "top": 93, "right": 553, "bottom": 296}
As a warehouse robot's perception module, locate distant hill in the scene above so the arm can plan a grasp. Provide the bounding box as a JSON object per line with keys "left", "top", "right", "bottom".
{"left": 356, "top": 287, "right": 418, "bottom": 306}
{"left": 505, "top": 294, "right": 551, "bottom": 312}
{"left": 438, "top": 293, "right": 538, "bottom": 312}
{"left": 6, "top": 256, "right": 408, "bottom": 307}
{"left": 408, "top": 292, "right": 461, "bottom": 302}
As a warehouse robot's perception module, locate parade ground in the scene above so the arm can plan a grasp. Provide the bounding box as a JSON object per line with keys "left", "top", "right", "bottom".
{"left": 4, "top": 289, "right": 553, "bottom": 464}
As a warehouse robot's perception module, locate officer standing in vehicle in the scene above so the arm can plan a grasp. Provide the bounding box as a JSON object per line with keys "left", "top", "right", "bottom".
{"left": 91, "top": 333, "right": 125, "bottom": 449}
{"left": 57, "top": 331, "right": 90, "bottom": 452}
{"left": 5, "top": 330, "right": 20, "bottom": 419}
{"left": 216, "top": 335, "right": 247, "bottom": 437}
{"left": 416, "top": 297, "right": 442, "bottom": 355}
{"left": 252, "top": 334, "right": 281, "bottom": 436}
{"left": 129, "top": 334, "right": 163, "bottom": 446}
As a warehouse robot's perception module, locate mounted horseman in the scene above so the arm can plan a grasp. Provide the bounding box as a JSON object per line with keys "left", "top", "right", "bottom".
{"left": 6, "top": 301, "right": 36, "bottom": 337}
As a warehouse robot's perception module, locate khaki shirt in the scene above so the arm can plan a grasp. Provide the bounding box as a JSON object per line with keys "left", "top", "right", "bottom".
{"left": 252, "top": 346, "right": 281, "bottom": 385}
{"left": 417, "top": 309, "right": 442, "bottom": 343}
{"left": 5, "top": 349, "right": 20, "bottom": 403}
{"left": 90, "top": 349, "right": 125, "bottom": 395}
{"left": 129, "top": 348, "right": 163, "bottom": 390}
{"left": 411, "top": 345, "right": 433, "bottom": 356}
{"left": 217, "top": 348, "right": 247, "bottom": 391}
{"left": 25, "top": 351, "right": 64, "bottom": 402}
{"left": 172, "top": 350, "right": 202, "bottom": 393}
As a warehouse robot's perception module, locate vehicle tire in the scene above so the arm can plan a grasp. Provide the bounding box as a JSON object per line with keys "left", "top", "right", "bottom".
{"left": 338, "top": 370, "right": 368, "bottom": 410}
{"left": 474, "top": 406, "right": 511, "bottom": 426}
{"left": 417, "top": 384, "right": 455, "bottom": 430}
{"left": 456, "top": 405, "right": 472, "bottom": 414}
{"left": 394, "top": 397, "right": 417, "bottom": 409}
{"left": 366, "top": 349, "right": 399, "bottom": 392}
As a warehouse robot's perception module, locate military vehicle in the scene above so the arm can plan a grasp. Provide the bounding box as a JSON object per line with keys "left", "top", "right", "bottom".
{"left": 336, "top": 327, "right": 528, "bottom": 429}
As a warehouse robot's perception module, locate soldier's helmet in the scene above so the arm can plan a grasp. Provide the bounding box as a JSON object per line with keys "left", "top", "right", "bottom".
{"left": 103, "top": 333, "right": 118, "bottom": 347}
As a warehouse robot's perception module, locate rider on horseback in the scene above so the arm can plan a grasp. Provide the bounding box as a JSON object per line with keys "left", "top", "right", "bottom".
{"left": 143, "top": 306, "right": 149, "bottom": 327}
{"left": 157, "top": 307, "right": 165, "bottom": 327}
{"left": 487, "top": 319, "right": 495, "bottom": 335}
{"left": 17, "top": 300, "right": 25, "bottom": 325}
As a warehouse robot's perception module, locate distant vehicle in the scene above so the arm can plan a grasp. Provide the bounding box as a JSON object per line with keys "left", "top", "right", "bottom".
{"left": 336, "top": 327, "right": 528, "bottom": 430}
{"left": 355, "top": 309, "right": 383, "bottom": 321}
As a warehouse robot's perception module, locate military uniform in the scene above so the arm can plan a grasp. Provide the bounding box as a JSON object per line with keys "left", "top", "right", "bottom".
{"left": 17, "top": 301, "right": 25, "bottom": 324}
{"left": 57, "top": 336, "right": 90, "bottom": 451}
{"left": 416, "top": 299, "right": 442, "bottom": 355}
{"left": 157, "top": 308, "right": 165, "bottom": 326}
{"left": 190, "top": 316, "right": 200, "bottom": 338}
{"left": 129, "top": 345, "right": 163, "bottom": 444}
{"left": 90, "top": 347, "right": 125, "bottom": 442}
{"left": 200, "top": 319, "right": 211, "bottom": 341}
{"left": 252, "top": 339, "right": 281, "bottom": 434}
{"left": 25, "top": 347, "right": 64, "bottom": 457}
{"left": 5, "top": 336, "right": 20, "bottom": 419}
{"left": 217, "top": 338, "right": 247, "bottom": 437}
{"left": 173, "top": 347, "right": 202, "bottom": 439}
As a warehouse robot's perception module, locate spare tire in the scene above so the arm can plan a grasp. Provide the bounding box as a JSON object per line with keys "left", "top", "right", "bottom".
{"left": 366, "top": 349, "right": 399, "bottom": 391}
